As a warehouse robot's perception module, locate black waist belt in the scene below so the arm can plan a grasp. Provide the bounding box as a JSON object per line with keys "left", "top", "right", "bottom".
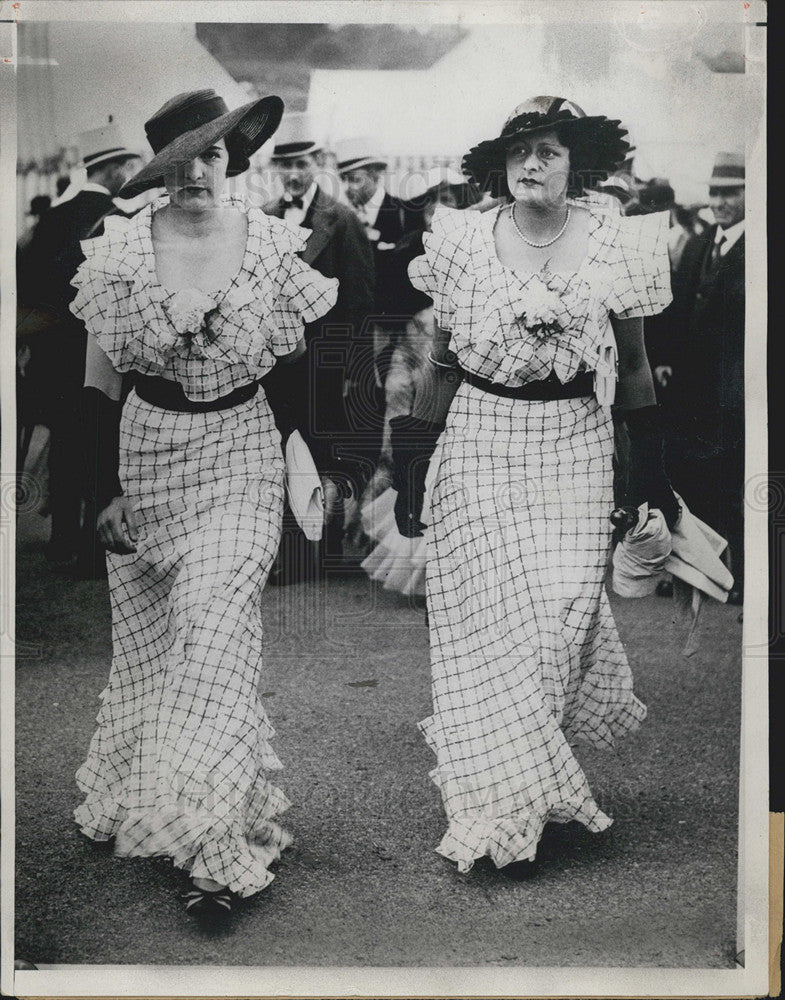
{"left": 134, "top": 375, "right": 259, "bottom": 412}
{"left": 459, "top": 367, "right": 594, "bottom": 401}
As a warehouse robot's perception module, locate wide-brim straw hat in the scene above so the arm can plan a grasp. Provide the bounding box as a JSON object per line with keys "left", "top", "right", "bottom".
{"left": 78, "top": 122, "right": 138, "bottom": 170}
{"left": 119, "top": 89, "right": 284, "bottom": 199}
{"left": 462, "top": 96, "right": 631, "bottom": 197}
{"left": 270, "top": 112, "right": 323, "bottom": 160}
{"left": 335, "top": 137, "right": 388, "bottom": 175}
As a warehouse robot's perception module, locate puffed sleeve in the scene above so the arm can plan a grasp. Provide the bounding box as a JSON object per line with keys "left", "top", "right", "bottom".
{"left": 407, "top": 206, "right": 479, "bottom": 331}
{"left": 606, "top": 210, "right": 673, "bottom": 319}
{"left": 265, "top": 216, "right": 339, "bottom": 356}
{"left": 69, "top": 215, "right": 139, "bottom": 373}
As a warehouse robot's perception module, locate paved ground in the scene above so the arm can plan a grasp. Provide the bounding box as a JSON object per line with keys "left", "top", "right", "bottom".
{"left": 15, "top": 495, "right": 742, "bottom": 969}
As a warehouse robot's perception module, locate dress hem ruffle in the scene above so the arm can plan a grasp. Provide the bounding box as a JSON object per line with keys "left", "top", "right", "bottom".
{"left": 434, "top": 799, "right": 613, "bottom": 873}
{"left": 74, "top": 786, "right": 292, "bottom": 898}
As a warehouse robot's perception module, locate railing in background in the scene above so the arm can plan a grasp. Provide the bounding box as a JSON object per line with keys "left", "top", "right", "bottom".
{"left": 15, "top": 151, "right": 465, "bottom": 236}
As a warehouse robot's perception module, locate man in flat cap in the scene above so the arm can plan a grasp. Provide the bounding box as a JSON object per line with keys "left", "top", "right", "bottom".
{"left": 654, "top": 152, "right": 746, "bottom": 605}
{"left": 263, "top": 113, "right": 375, "bottom": 582}
{"left": 17, "top": 122, "right": 140, "bottom": 575}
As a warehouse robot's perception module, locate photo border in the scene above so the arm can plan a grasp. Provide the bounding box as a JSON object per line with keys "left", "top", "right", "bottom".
{"left": 1, "top": 1, "right": 770, "bottom": 996}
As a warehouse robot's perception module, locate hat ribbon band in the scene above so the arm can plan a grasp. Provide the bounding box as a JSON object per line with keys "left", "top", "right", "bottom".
{"left": 146, "top": 95, "right": 229, "bottom": 154}
{"left": 83, "top": 147, "right": 127, "bottom": 165}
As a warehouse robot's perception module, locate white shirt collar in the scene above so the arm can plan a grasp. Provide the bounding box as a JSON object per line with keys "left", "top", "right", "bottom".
{"left": 360, "top": 183, "right": 386, "bottom": 226}
{"left": 300, "top": 181, "right": 318, "bottom": 215}
{"left": 82, "top": 181, "right": 112, "bottom": 197}
{"left": 284, "top": 181, "right": 318, "bottom": 225}
{"left": 715, "top": 219, "right": 745, "bottom": 254}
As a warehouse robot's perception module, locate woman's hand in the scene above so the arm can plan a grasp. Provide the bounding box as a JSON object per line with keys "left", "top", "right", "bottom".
{"left": 97, "top": 497, "right": 139, "bottom": 554}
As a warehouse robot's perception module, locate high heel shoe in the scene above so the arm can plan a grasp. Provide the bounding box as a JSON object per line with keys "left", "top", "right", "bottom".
{"left": 182, "top": 882, "right": 233, "bottom": 921}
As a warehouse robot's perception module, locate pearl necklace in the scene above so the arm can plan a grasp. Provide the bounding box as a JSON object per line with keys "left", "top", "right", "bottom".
{"left": 509, "top": 203, "right": 571, "bottom": 248}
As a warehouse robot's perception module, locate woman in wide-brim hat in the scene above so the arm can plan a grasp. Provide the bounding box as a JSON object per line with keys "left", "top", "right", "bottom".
{"left": 392, "top": 96, "right": 680, "bottom": 876}
{"left": 70, "top": 89, "right": 338, "bottom": 919}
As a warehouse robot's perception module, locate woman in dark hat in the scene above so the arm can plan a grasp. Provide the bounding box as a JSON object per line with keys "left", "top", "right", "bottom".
{"left": 69, "top": 90, "right": 338, "bottom": 918}
{"left": 393, "top": 96, "right": 679, "bottom": 876}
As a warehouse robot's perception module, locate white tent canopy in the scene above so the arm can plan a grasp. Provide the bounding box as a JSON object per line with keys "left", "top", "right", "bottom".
{"left": 308, "top": 23, "right": 749, "bottom": 204}
{"left": 17, "top": 21, "right": 254, "bottom": 167}
{"left": 16, "top": 21, "right": 266, "bottom": 227}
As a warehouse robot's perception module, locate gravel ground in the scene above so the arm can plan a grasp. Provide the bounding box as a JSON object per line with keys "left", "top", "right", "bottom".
{"left": 15, "top": 501, "right": 741, "bottom": 969}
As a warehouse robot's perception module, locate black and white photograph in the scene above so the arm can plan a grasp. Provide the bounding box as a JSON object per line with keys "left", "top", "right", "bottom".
{"left": 1, "top": 1, "right": 770, "bottom": 997}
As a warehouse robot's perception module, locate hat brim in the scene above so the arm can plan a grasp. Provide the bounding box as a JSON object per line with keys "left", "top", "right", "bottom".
{"left": 118, "top": 95, "right": 284, "bottom": 199}
{"left": 462, "top": 114, "right": 631, "bottom": 197}
{"left": 336, "top": 156, "right": 388, "bottom": 175}
{"left": 270, "top": 141, "right": 323, "bottom": 160}
{"left": 82, "top": 149, "right": 140, "bottom": 171}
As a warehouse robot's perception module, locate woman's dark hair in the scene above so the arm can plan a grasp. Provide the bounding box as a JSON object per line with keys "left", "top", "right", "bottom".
{"left": 223, "top": 130, "right": 251, "bottom": 177}
{"left": 427, "top": 180, "right": 483, "bottom": 211}
{"left": 401, "top": 180, "right": 483, "bottom": 233}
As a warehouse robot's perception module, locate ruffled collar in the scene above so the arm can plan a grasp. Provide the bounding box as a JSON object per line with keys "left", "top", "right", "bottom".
{"left": 85, "top": 194, "right": 309, "bottom": 367}
{"left": 434, "top": 199, "right": 625, "bottom": 384}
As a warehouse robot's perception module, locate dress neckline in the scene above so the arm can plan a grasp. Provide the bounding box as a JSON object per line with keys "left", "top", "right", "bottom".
{"left": 140, "top": 194, "right": 255, "bottom": 298}
{"left": 481, "top": 200, "right": 606, "bottom": 283}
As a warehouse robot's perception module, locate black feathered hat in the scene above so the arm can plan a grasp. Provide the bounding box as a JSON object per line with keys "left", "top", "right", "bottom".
{"left": 462, "top": 96, "right": 631, "bottom": 199}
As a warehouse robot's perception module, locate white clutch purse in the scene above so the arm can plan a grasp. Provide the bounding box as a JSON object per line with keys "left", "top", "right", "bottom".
{"left": 284, "top": 430, "right": 324, "bottom": 541}
{"left": 594, "top": 323, "right": 618, "bottom": 408}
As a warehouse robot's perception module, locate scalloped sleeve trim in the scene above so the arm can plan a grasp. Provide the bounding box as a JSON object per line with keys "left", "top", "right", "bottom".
{"left": 407, "top": 207, "right": 481, "bottom": 331}
{"left": 606, "top": 210, "right": 673, "bottom": 319}
{"left": 262, "top": 214, "right": 339, "bottom": 355}
{"left": 69, "top": 213, "right": 142, "bottom": 373}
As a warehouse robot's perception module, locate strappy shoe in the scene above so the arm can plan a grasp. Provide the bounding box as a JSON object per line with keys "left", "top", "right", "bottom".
{"left": 182, "top": 883, "right": 233, "bottom": 921}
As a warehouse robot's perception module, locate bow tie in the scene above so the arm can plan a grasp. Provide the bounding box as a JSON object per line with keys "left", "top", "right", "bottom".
{"left": 285, "top": 195, "right": 304, "bottom": 210}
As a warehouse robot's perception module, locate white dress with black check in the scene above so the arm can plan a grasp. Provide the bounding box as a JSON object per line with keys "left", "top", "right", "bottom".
{"left": 69, "top": 196, "right": 338, "bottom": 896}
{"left": 407, "top": 199, "right": 671, "bottom": 871}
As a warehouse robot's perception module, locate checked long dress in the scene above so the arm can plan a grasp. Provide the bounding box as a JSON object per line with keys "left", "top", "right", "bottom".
{"left": 69, "top": 195, "right": 338, "bottom": 896}
{"left": 407, "top": 197, "right": 672, "bottom": 871}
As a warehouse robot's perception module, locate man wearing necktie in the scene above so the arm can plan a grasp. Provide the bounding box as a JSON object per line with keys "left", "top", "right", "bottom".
{"left": 335, "top": 138, "right": 409, "bottom": 401}
{"left": 262, "top": 114, "right": 375, "bottom": 583}
{"left": 653, "top": 152, "right": 746, "bottom": 605}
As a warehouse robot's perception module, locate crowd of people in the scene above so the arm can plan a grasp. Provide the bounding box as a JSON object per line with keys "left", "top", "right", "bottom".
{"left": 15, "top": 88, "right": 745, "bottom": 923}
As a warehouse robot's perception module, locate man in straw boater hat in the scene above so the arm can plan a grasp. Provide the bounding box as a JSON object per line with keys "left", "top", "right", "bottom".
{"left": 335, "top": 137, "right": 410, "bottom": 393}
{"left": 262, "top": 113, "right": 375, "bottom": 583}
{"left": 653, "top": 152, "right": 746, "bottom": 607}
{"left": 17, "top": 121, "right": 141, "bottom": 576}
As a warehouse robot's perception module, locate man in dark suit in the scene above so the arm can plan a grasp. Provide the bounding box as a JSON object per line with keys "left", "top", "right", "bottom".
{"left": 262, "top": 114, "right": 375, "bottom": 579}
{"left": 654, "top": 153, "right": 746, "bottom": 603}
{"left": 335, "top": 138, "right": 409, "bottom": 391}
{"left": 17, "top": 123, "right": 140, "bottom": 573}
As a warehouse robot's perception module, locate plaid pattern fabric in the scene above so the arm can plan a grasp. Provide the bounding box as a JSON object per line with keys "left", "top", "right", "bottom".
{"left": 70, "top": 195, "right": 338, "bottom": 402}
{"left": 71, "top": 199, "right": 339, "bottom": 895}
{"left": 408, "top": 198, "right": 671, "bottom": 387}
{"left": 74, "top": 390, "right": 291, "bottom": 896}
{"left": 421, "top": 384, "right": 646, "bottom": 871}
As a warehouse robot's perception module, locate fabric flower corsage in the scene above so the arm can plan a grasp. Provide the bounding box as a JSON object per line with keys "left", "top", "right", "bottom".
{"left": 512, "top": 273, "right": 568, "bottom": 340}
{"left": 162, "top": 288, "right": 219, "bottom": 358}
